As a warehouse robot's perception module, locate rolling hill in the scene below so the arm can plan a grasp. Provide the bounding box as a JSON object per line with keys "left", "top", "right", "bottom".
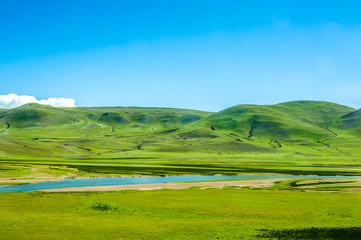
{"left": 0, "top": 100, "right": 361, "bottom": 177}
{"left": 0, "top": 103, "right": 211, "bottom": 129}
{"left": 0, "top": 101, "right": 359, "bottom": 155}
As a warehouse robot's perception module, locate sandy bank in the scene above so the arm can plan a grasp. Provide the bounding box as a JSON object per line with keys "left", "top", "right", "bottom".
{"left": 41, "top": 178, "right": 289, "bottom": 192}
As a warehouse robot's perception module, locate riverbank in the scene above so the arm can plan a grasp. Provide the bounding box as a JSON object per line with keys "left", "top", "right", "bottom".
{"left": 2, "top": 174, "right": 361, "bottom": 192}
{"left": 41, "top": 178, "right": 287, "bottom": 192}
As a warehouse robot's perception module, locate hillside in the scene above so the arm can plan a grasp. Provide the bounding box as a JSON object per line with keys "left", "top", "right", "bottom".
{"left": 0, "top": 103, "right": 79, "bottom": 128}
{"left": 0, "top": 103, "right": 212, "bottom": 129}
{"left": 0, "top": 101, "right": 358, "bottom": 156}
{"left": 186, "top": 101, "right": 354, "bottom": 147}
{"left": 331, "top": 108, "right": 361, "bottom": 134}
{"left": 0, "top": 101, "right": 361, "bottom": 177}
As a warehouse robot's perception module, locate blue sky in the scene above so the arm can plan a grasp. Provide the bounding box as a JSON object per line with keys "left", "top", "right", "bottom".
{"left": 1, "top": 0, "right": 361, "bottom": 111}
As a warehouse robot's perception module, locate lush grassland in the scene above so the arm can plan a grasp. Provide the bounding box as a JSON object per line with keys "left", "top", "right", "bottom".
{"left": 1, "top": 187, "right": 361, "bottom": 239}
{"left": 1, "top": 101, "right": 361, "bottom": 183}
{"left": 1, "top": 101, "right": 361, "bottom": 239}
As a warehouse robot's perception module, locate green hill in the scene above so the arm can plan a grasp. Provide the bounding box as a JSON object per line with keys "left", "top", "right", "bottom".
{"left": 79, "top": 107, "right": 211, "bottom": 128}
{"left": 1, "top": 101, "right": 361, "bottom": 177}
{"left": 0, "top": 103, "right": 79, "bottom": 128}
{"left": 193, "top": 101, "right": 354, "bottom": 142}
{"left": 0, "top": 104, "right": 211, "bottom": 130}
{"left": 0, "top": 101, "right": 357, "bottom": 154}
{"left": 0, "top": 104, "right": 215, "bottom": 157}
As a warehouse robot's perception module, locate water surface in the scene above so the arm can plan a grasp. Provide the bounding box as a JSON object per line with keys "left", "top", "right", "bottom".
{"left": 0, "top": 175, "right": 360, "bottom": 192}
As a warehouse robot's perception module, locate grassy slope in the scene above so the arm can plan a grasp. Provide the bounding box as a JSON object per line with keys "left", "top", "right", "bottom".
{"left": 0, "top": 104, "right": 212, "bottom": 156}
{"left": 332, "top": 108, "right": 361, "bottom": 132}
{"left": 0, "top": 101, "right": 361, "bottom": 178}
{"left": 196, "top": 100, "right": 353, "bottom": 139}
{"left": 325, "top": 108, "right": 361, "bottom": 155}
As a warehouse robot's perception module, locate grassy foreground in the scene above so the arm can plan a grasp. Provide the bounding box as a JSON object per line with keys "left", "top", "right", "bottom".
{"left": 1, "top": 187, "right": 361, "bottom": 239}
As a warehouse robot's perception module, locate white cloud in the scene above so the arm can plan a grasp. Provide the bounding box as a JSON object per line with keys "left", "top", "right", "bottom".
{"left": 0, "top": 93, "right": 76, "bottom": 109}
{"left": 38, "top": 97, "right": 76, "bottom": 108}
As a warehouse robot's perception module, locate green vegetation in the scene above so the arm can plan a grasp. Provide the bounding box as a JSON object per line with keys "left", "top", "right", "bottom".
{"left": 268, "top": 178, "right": 361, "bottom": 192}
{"left": 0, "top": 101, "right": 361, "bottom": 182}
{"left": 1, "top": 187, "right": 361, "bottom": 239}
{"left": 1, "top": 101, "right": 361, "bottom": 239}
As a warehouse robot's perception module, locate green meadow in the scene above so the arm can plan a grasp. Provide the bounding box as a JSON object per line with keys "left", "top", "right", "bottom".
{"left": 1, "top": 187, "right": 361, "bottom": 239}
{"left": 1, "top": 100, "right": 361, "bottom": 239}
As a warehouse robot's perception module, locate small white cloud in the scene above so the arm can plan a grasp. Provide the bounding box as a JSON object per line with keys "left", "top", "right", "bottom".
{"left": 38, "top": 97, "right": 76, "bottom": 108}
{"left": 0, "top": 93, "right": 76, "bottom": 109}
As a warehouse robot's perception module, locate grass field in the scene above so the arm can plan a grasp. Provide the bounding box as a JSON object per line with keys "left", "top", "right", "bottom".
{"left": 1, "top": 186, "right": 361, "bottom": 239}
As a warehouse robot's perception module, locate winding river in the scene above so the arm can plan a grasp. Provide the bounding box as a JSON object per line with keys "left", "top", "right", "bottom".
{"left": 1, "top": 175, "right": 360, "bottom": 192}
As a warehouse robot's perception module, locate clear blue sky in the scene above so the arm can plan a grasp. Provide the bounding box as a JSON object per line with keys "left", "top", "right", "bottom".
{"left": 1, "top": 0, "right": 361, "bottom": 111}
